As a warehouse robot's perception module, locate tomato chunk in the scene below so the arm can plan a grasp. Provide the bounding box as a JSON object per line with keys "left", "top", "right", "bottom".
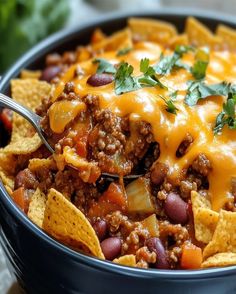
{"left": 100, "top": 182, "right": 127, "bottom": 209}
{"left": 88, "top": 183, "right": 127, "bottom": 218}
{"left": 181, "top": 242, "right": 203, "bottom": 269}
{"left": 12, "top": 187, "right": 28, "bottom": 212}
{"left": 0, "top": 108, "right": 13, "bottom": 132}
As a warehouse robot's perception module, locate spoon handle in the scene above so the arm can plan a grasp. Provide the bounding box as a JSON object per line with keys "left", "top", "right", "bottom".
{"left": 0, "top": 93, "right": 54, "bottom": 153}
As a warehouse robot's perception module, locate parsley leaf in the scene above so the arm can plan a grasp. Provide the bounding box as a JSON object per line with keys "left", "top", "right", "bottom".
{"left": 114, "top": 62, "right": 139, "bottom": 95}
{"left": 214, "top": 90, "right": 236, "bottom": 134}
{"left": 93, "top": 58, "right": 116, "bottom": 74}
{"left": 154, "top": 45, "right": 194, "bottom": 75}
{"left": 139, "top": 58, "right": 167, "bottom": 89}
{"left": 114, "top": 59, "right": 168, "bottom": 95}
{"left": 191, "top": 48, "right": 209, "bottom": 80}
{"left": 117, "top": 47, "right": 132, "bottom": 56}
{"left": 185, "top": 81, "right": 230, "bottom": 106}
{"left": 159, "top": 94, "right": 179, "bottom": 115}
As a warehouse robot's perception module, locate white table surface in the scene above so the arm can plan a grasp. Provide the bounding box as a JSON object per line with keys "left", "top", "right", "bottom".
{"left": 0, "top": 0, "right": 235, "bottom": 293}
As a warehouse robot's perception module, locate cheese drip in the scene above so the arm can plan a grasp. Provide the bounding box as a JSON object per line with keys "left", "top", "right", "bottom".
{"left": 52, "top": 42, "right": 236, "bottom": 211}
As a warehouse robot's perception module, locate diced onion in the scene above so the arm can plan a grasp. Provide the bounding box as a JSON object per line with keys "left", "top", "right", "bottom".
{"left": 126, "top": 178, "right": 155, "bottom": 214}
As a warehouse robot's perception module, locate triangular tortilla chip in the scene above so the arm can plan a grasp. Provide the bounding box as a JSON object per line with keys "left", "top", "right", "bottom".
{"left": 43, "top": 188, "right": 104, "bottom": 259}
{"left": 28, "top": 188, "right": 46, "bottom": 228}
{"left": 203, "top": 210, "right": 236, "bottom": 259}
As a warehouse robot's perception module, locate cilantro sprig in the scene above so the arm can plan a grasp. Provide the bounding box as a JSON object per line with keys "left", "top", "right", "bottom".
{"left": 114, "top": 62, "right": 139, "bottom": 95}
{"left": 185, "top": 81, "right": 229, "bottom": 106}
{"left": 159, "top": 91, "right": 179, "bottom": 115}
{"left": 214, "top": 89, "right": 236, "bottom": 134}
{"left": 93, "top": 58, "right": 116, "bottom": 74}
{"left": 117, "top": 47, "right": 132, "bottom": 57}
{"left": 191, "top": 48, "right": 209, "bottom": 80}
{"left": 154, "top": 45, "right": 194, "bottom": 75}
{"left": 114, "top": 59, "right": 167, "bottom": 95}
{"left": 138, "top": 58, "right": 167, "bottom": 89}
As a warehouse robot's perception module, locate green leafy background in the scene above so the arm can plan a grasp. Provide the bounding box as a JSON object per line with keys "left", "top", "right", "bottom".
{"left": 0, "top": 0, "right": 69, "bottom": 73}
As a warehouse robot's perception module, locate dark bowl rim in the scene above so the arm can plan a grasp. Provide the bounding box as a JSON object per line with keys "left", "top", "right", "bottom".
{"left": 1, "top": 8, "right": 236, "bottom": 280}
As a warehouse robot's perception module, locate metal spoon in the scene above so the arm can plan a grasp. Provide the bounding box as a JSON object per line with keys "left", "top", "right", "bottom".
{"left": 0, "top": 93, "right": 142, "bottom": 180}
{"left": 0, "top": 92, "right": 54, "bottom": 153}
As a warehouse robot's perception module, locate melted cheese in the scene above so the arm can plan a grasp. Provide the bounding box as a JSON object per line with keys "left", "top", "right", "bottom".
{"left": 51, "top": 41, "right": 236, "bottom": 211}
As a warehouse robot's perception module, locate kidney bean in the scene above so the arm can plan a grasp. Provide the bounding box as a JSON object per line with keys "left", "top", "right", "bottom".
{"left": 93, "top": 220, "right": 107, "bottom": 241}
{"left": 101, "top": 237, "right": 121, "bottom": 260}
{"left": 146, "top": 237, "right": 169, "bottom": 269}
{"left": 14, "top": 169, "right": 38, "bottom": 190}
{"left": 150, "top": 161, "right": 168, "bottom": 185}
{"left": 40, "top": 66, "right": 61, "bottom": 82}
{"left": 164, "top": 192, "right": 188, "bottom": 225}
{"left": 87, "top": 73, "right": 114, "bottom": 87}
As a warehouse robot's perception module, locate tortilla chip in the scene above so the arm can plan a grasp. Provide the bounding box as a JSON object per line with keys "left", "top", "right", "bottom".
{"left": 10, "top": 79, "right": 51, "bottom": 144}
{"left": 28, "top": 158, "right": 56, "bottom": 172}
{"left": 185, "top": 17, "right": 222, "bottom": 48}
{"left": 168, "top": 34, "right": 188, "bottom": 48}
{"left": 5, "top": 185, "right": 13, "bottom": 196}
{"left": 28, "top": 188, "right": 46, "bottom": 228}
{"left": 0, "top": 151, "right": 17, "bottom": 175}
{"left": 202, "top": 252, "right": 236, "bottom": 268}
{"left": 216, "top": 24, "right": 236, "bottom": 51}
{"left": 191, "top": 191, "right": 219, "bottom": 243}
{"left": 3, "top": 133, "right": 42, "bottom": 155}
{"left": 128, "top": 17, "right": 177, "bottom": 44}
{"left": 43, "top": 188, "right": 104, "bottom": 259}
{"left": 21, "top": 70, "right": 42, "bottom": 80}
{"left": 195, "top": 208, "right": 219, "bottom": 244}
{"left": 113, "top": 254, "right": 136, "bottom": 267}
{"left": 0, "top": 150, "right": 16, "bottom": 192}
{"left": 203, "top": 210, "right": 236, "bottom": 259}
{"left": 191, "top": 191, "right": 211, "bottom": 210}
{"left": 92, "top": 29, "right": 133, "bottom": 52}
{"left": 0, "top": 171, "right": 14, "bottom": 190}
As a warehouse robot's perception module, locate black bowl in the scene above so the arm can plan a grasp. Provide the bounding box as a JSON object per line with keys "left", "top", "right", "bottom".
{"left": 1, "top": 9, "right": 236, "bottom": 294}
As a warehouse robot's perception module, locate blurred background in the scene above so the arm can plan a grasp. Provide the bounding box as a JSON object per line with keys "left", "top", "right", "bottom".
{"left": 0, "top": 0, "right": 235, "bottom": 293}
{"left": 0, "top": 0, "right": 235, "bottom": 73}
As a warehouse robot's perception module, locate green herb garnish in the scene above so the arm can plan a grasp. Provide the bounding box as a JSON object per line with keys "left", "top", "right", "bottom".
{"left": 114, "top": 62, "right": 139, "bottom": 95}
{"left": 93, "top": 58, "right": 116, "bottom": 74}
{"left": 185, "top": 81, "right": 229, "bottom": 106}
{"left": 114, "top": 59, "right": 167, "bottom": 95}
{"left": 138, "top": 58, "right": 167, "bottom": 89}
{"left": 159, "top": 95, "right": 179, "bottom": 114}
{"left": 117, "top": 47, "right": 132, "bottom": 56}
{"left": 214, "top": 89, "right": 236, "bottom": 134}
{"left": 154, "top": 45, "right": 194, "bottom": 75}
{"left": 191, "top": 48, "right": 209, "bottom": 80}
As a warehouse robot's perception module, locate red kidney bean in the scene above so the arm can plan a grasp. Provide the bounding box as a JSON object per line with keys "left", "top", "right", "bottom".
{"left": 14, "top": 169, "right": 38, "bottom": 190}
{"left": 87, "top": 73, "right": 114, "bottom": 87}
{"left": 146, "top": 237, "right": 169, "bottom": 269}
{"left": 40, "top": 66, "right": 61, "bottom": 82}
{"left": 93, "top": 220, "right": 107, "bottom": 241}
{"left": 101, "top": 237, "right": 121, "bottom": 260}
{"left": 150, "top": 161, "right": 169, "bottom": 185}
{"left": 164, "top": 192, "right": 188, "bottom": 225}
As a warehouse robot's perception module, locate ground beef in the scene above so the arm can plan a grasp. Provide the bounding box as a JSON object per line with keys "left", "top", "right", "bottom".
{"left": 136, "top": 246, "right": 156, "bottom": 264}
{"left": 176, "top": 133, "right": 193, "bottom": 157}
{"left": 105, "top": 211, "right": 150, "bottom": 255}
{"left": 14, "top": 168, "right": 39, "bottom": 190}
{"left": 168, "top": 246, "right": 182, "bottom": 268}
{"left": 88, "top": 109, "right": 133, "bottom": 174}
{"left": 191, "top": 153, "right": 211, "bottom": 176}
{"left": 150, "top": 161, "right": 169, "bottom": 186}
{"left": 126, "top": 121, "right": 154, "bottom": 164}
{"left": 159, "top": 221, "right": 189, "bottom": 247}
{"left": 179, "top": 179, "right": 197, "bottom": 199}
